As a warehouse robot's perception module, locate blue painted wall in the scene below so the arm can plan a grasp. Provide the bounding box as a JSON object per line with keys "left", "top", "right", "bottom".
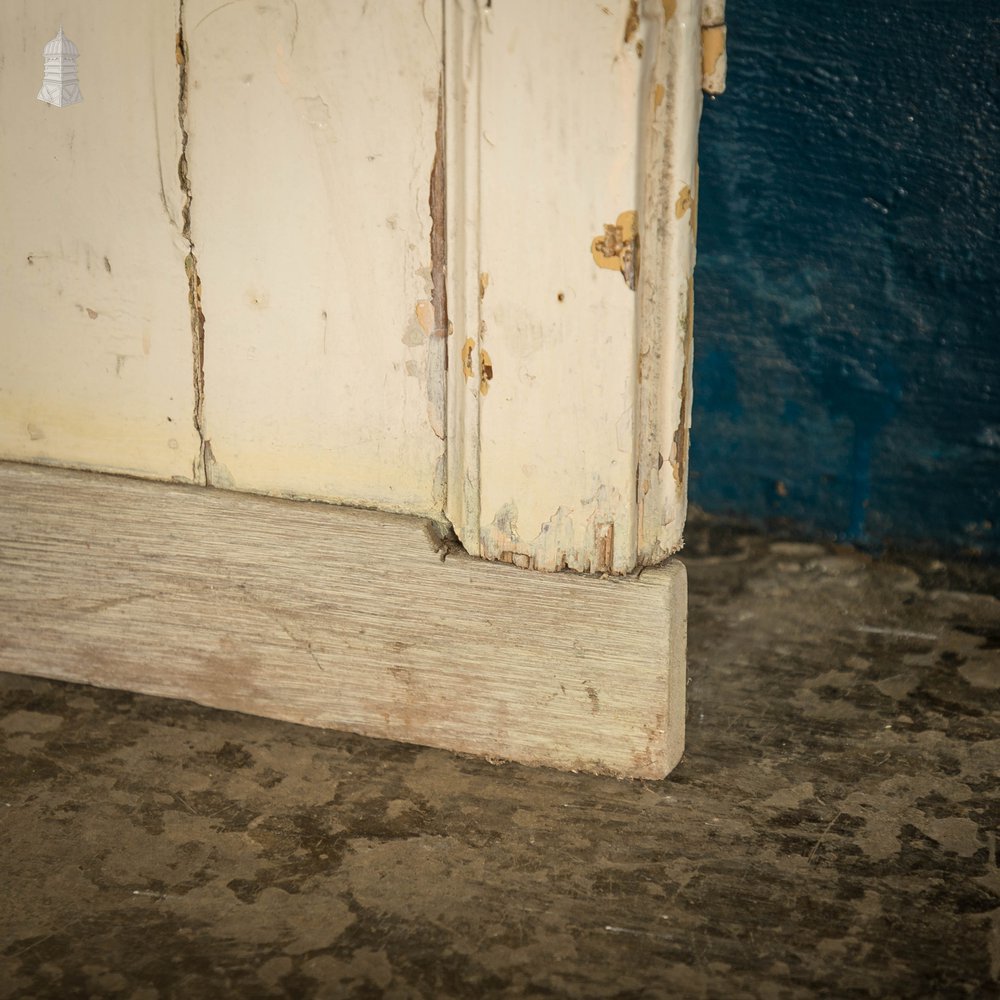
{"left": 691, "top": 1, "right": 999, "bottom": 555}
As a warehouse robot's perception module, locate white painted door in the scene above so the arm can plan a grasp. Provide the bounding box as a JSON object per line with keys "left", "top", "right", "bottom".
{"left": 0, "top": 0, "right": 712, "bottom": 574}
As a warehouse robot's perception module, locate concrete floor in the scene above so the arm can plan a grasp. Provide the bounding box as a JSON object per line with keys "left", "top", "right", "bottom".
{"left": 1, "top": 523, "right": 998, "bottom": 998}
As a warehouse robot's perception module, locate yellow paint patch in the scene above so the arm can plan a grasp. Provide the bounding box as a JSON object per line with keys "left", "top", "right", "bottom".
{"left": 479, "top": 272, "right": 490, "bottom": 300}
{"left": 142, "top": 331, "right": 152, "bottom": 356}
{"left": 674, "top": 184, "right": 694, "bottom": 219}
{"left": 461, "top": 338, "right": 475, "bottom": 380}
{"left": 415, "top": 299, "right": 434, "bottom": 334}
{"left": 0, "top": 396, "right": 200, "bottom": 482}
{"left": 624, "top": 0, "right": 640, "bottom": 43}
{"left": 662, "top": 0, "right": 677, "bottom": 20}
{"left": 591, "top": 211, "right": 639, "bottom": 290}
{"left": 479, "top": 349, "right": 493, "bottom": 395}
{"left": 654, "top": 83, "right": 666, "bottom": 109}
{"left": 701, "top": 25, "right": 727, "bottom": 89}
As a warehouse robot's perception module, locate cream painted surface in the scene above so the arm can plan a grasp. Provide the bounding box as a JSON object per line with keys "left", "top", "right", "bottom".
{"left": 0, "top": 2, "right": 201, "bottom": 481}
{"left": 186, "top": 0, "right": 446, "bottom": 515}
{"left": 635, "top": 0, "right": 704, "bottom": 563}
{"left": 476, "top": 0, "right": 643, "bottom": 574}
{"left": 447, "top": 0, "right": 705, "bottom": 573}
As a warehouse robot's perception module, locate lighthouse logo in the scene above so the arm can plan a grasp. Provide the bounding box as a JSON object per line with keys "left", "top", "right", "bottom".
{"left": 37, "top": 27, "right": 82, "bottom": 108}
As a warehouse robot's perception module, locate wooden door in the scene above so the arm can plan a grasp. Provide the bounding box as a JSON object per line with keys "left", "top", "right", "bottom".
{"left": 1, "top": 0, "right": 710, "bottom": 572}
{"left": 187, "top": 0, "right": 447, "bottom": 515}
{"left": 0, "top": 0, "right": 720, "bottom": 776}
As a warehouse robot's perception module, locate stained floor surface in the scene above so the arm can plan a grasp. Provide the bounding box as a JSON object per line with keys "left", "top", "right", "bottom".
{"left": 1, "top": 525, "right": 998, "bottom": 998}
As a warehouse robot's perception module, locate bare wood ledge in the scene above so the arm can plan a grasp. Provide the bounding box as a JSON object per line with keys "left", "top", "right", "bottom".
{"left": 0, "top": 463, "right": 686, "bottom": 778}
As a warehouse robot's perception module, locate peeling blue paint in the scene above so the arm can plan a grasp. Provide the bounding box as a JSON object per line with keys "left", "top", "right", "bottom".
{"left": 691, "top": 0, "right": 1000, "bottom": 555}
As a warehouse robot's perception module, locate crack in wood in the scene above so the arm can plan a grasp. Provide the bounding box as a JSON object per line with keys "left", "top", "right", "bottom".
{"left": 428, "top": 67, "right": 449, "bottom": 494}
{"left": 177, "top": 0, "right": 208, "bottom": 484}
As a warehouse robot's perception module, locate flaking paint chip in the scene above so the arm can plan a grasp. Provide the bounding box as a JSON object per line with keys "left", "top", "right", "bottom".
{"left": 461, "top": 338, "right": 475, "bottom": 381}
{"left": 591, "top": 211, "right": 639, "bottom": 290}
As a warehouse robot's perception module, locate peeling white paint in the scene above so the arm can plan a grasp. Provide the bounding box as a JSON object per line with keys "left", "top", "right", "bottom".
{"left": 187, "top": 0, "right": 446, "bottom": 515}
{"left": 467, "top": 0, "right": 644, "bottom": 574}
{"left": 3, "top": 1, "right": 707, "bottom": 575}
{"left": 448, "top": 0, "right": 705, "bottom": 573}
{"left": 482, "top": 482, "right": 627, "bottom": 575}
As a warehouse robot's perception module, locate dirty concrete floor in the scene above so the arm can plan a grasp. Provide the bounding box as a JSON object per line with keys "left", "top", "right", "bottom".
{"left": 1, "top": 525, "right": 998, "bottom": 999}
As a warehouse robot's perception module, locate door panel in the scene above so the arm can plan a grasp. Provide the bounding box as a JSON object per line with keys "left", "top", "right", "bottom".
{"left": 445, "top": 0, "right": 704, "bottom": 573}
{"left": 0, "top": 1, "right": 201, "bottom": 481}
{"left": 187, "top": 0, "right": 446, "bottom": 515}
{"left": 476, "top": 0, "right": 642, "bottom": 574}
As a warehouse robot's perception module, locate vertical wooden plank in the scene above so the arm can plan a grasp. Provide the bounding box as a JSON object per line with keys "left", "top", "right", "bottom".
{"left": 0, "top": 2, "right": 201, "bottom": 481}
{"left": 445, "top": 0, "right": 485, "bottom": 555}
{"left": 473, "top": 0, "right": 645, "bottom": 574}
{"left": 187, "top": 0, "right": 447, "bottom": 516}
{"left": 446, "top": 0, "right": 705, "bottom": 573}
{"left": 635, "top": 0, "right": 704, "bottom": 563}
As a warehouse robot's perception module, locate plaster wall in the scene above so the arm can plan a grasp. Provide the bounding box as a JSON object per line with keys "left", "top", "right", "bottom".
{"left": 693, "top": 0, "right": 999, "bottom": 555}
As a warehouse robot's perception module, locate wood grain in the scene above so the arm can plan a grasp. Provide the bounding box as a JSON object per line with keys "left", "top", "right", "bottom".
{"left": 0, "top": 463, "right": 686, "bottom": 778}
